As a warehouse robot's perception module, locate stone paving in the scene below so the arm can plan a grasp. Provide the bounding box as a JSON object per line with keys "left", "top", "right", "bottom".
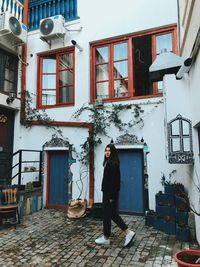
{"left": 0, "top": 209, "right": 199, "bottom": 267}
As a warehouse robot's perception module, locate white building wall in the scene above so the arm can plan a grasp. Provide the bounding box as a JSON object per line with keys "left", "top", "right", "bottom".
{"left": 163, "top": 71, "right": 200, "bottom": 243}
{"left": 177, "top": 0, "right": 200, "bottom": 244}
{"left": 13, "top": 0, "right": 178, "bottom": 216}
{"left": 187, "top": 51, "right": 200, "bottom": 244}
{"left": 178, "top": 0, "right": 200, "bottom": 56}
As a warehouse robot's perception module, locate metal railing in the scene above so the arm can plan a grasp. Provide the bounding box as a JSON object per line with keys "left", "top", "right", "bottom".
{"left": 28, "top": 0, "right": 78, "bottom": 30}
{"left": 5, "top": 149, "right": 42, "bottom": 186}
{"left": 0, "top": 0, "right": 24, "bottom": 22}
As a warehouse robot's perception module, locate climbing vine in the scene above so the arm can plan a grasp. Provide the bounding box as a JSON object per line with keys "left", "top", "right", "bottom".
{"left": 21, "top": 91, "right": 54, "bottom": 128}
{"left": 73, "top": 103, "right": 144, "bottom": 165}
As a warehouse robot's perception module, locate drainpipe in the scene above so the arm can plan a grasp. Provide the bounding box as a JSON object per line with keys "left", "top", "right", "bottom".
{"left": 20, "top": 0, "right": 29, "bottom": 123}
{"left": 88, "top": 123, "right": 94, "bottom": 208}
{"left": 176, "top": 57, "right": 192, "bottom": 79}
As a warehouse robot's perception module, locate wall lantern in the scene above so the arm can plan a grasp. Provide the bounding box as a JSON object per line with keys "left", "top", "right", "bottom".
{"left": 143, "top": 142, "right": 149, "bottom": 154}
{"left": 149, "top": 49, "right": 191, "bottom": 82}
{"left": 6, "top": 92, "right": 16, "bottom": 104}
{"left": 167, "top": 114, "right": 194, "bottom": 164}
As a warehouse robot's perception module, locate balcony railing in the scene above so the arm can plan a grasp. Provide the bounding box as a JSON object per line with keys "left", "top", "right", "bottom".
{"left": 0, "top": 0, "right": 24, "bottom": 22}
{"left": 28, "top": 0, "right": 78, "bottom": 30}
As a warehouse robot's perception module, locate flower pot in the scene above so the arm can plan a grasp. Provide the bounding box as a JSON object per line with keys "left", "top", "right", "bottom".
{"left": 163, "top": 220, "right": 176, "bottom": 235}
{"left": 32, "top": 181, "right": 41, "bottom": 188}
{"left": 174, "top": 250, "right": 200, "bottom": 267}
{"left": 18, "top": 185, "right": 26, "bottom": 191}
{"left": 176, "top": 225, "right": 190, "bottom": 242}
{"left": 145, "top": 211, "right": 156, "bottom": 227}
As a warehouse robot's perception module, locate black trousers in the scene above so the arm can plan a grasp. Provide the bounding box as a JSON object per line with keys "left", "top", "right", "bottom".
{"left": 103, "top": 193, "right": 128, "bottom": 238}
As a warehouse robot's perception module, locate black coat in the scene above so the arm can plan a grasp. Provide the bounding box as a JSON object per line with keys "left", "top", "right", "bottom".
{"left": 101, "top": 161, "right": 120, "bottom": 199}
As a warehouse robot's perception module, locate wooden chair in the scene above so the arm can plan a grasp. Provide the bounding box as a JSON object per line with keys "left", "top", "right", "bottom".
{"left": 0, "top": 187, "right": 20, "bottom": 227}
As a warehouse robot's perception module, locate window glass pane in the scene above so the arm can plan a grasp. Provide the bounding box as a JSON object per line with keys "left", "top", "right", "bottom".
{"left": 42, "top": 74, "right": 56, "bottom": 89}
{"left": 5, "top": 69, "right": 14, "bottom": 82}
{"left": 4, "top": 81, "right": 13, "bottom": 93}
{"left": 114, "top": 42, "right": 127, "bottom": 60}
{"left": 156, "top": 33, "right": 172, "bottom": 54}
{"left": 96, "top": 64, "right": 108, "bottom": 81}
{"left": 114, "top": 79, "right": 128, "bottom": 97}
{"left": 59, "top": 70, "right": 73, "bottom": 86}
{"left": 5, "top": 56, "right": 14, "bottom": 71}
{"left": 42, "top": 90, "right": 56, "bottom": 105}
{"left": 183, "top": 138, "right": 190, "bottom": 151}
{"left": 171, "top": 120, "right": 180, "bottom": 135}
{"left": 157, "top": 81, "right": 163, "bottom": 92}
{"left": 182, "top": 120, "right": 189, "bottom": 135}
{"left": 172, "top": 138, "right": 180, "bottom": 151}
{"left": 59, "top": 86, "right": 73, "bottom": 103}
{"left": 96, "top": 82, "right": 109, "bottom": 99}
{"left": 59, "top": 54, "right": 73, "bottom": 70}
{"left": 43, "top": 57, "right": 56, "bottom": 73}
{"left": 96, "top": 47, "right": 108, "bottom": 64}
{"left": 133, "top": 35, "right": 152, "bottom": 96}
{"left": 114, "top": 61, "right": 128, "bottom": 78}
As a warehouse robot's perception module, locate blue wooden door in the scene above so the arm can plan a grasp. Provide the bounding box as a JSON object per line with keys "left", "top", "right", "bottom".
{"left": 48, "top": 151, "right": 68, "bottom": 208}
{"left": 118, "top": 149, "right": 144, "bottom": 214}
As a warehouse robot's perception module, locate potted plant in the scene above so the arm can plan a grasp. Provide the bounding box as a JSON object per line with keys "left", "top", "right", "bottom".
{"left": 172, "top": 172, "right": 200, "bottom": 266}
{"left": 174, "top": 250, "right": 200, "bottom": 266}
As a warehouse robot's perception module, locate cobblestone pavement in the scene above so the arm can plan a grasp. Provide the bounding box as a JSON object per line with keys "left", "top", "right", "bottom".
{"left": 0, "top": 209, "right": 199, "bottom": 267}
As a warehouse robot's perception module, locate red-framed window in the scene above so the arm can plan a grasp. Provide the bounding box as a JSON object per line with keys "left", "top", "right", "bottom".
{"left": 37, "top": 48, "right": 75, "bottom": 108}
{"left": 90, "top": 25, "right": 177, "bottom": 102}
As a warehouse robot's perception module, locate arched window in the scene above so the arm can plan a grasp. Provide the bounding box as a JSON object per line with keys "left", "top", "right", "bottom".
{"left": 167, "top": 114, "right": 194, "bottom": 164}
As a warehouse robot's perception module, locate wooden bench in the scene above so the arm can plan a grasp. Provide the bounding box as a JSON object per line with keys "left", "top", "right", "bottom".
{"left": 0, "top": 186, "right": 20, "bottom": 227}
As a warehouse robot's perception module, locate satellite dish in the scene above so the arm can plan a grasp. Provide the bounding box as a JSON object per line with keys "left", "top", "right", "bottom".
{"left": 9, "top": 16, "right": 21, "bottom": 36}
{"left": 40, "top": 18, "right": 54, "bottom": 36}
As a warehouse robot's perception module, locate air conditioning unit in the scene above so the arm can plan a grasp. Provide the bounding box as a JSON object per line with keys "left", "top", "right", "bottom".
{"left": 39, "top": 15, "right": 66, "bottom": 41}
{"left": 0, "top": 11, "right": 27, "bottom": 45}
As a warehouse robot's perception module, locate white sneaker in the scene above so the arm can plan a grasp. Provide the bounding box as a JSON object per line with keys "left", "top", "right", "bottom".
{"left": 124, "top": 230, "right": 135, "bottom": 247}
{"left": 95, "top": 235, "right": 110, "bottom": 245}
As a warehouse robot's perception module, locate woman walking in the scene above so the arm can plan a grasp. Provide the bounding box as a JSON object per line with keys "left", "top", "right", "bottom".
{"left": 95, "top": 143, "right": 135, "bottom": 246}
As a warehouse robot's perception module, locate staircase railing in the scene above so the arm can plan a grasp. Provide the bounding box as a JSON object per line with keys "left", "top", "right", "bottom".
{"left": 5, "top": 149, "right": 42, "bottom": 186}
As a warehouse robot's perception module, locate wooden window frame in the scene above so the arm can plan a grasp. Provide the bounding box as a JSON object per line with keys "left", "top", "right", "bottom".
{"left": 37, "top": 47, "right": 75, "bottom": 109}
{"left": 90, "top": 25, "right": 177, "bottom": 103}
{"left": 0, "top": 48, "right": 18, "bottom": 95}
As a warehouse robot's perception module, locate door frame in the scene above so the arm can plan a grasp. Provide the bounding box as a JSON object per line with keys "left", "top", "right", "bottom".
{"left": 116, "top": 145, "right": 145, "bottom": 215}
{"left": 45, "top": 148, "right": 69, "bottom": 209}
{"left": 0, "top": 107, "right": 15, "bottom": 183}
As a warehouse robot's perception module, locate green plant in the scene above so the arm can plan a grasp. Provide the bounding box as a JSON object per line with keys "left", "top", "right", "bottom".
{"left": 160, "top": 170, "right": 177, "bottom": 186}
{"left": 21, "top": 91, "right": 55, "bottom": 129}
{"left": 161, "top": 170, "right": 200, "bottom": 216}
{"left": 73, "top": 102, "right": 144, "bottom": 165}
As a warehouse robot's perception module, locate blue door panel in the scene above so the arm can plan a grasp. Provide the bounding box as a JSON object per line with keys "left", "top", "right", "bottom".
{"left": 49, "top": 151, "right": 68, "bottom": 205}
{"left": 118, "top": 150, "right": 144, "bottom": 214}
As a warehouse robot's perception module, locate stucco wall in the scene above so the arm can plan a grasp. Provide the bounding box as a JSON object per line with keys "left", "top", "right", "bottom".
{"left": 13, "top": 0, "right": 179, "bottom": 218}
{"left": 164, "top": 73, "right": 200, "bottom": 244}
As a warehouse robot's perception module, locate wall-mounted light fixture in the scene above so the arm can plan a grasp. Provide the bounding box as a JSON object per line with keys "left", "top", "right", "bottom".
{"left": 149, "top": 50, "right": 184, "bottom": 82}
{"left": 176, "top": 58, "right": 192, "bottom": 79}
{"left": 143, "top": 142, "right": 149, "bottom": 154}
{"left": 6, "top": 92, "right": 16, "bottom": 104}
{"left": 71, "top": 40, "right": 83, "bottom": 52}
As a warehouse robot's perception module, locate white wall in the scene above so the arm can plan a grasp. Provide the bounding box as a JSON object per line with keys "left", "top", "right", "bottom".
{"left": 164, "top": 73, "right": 200, "bottom": 244}
{"left": 13, "top": 0, "right": 179, "bottom": 219}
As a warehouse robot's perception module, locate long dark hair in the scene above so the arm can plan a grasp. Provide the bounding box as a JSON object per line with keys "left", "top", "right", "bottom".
{"left": 103, "top": 144, "right": 119, "bottom": 166}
